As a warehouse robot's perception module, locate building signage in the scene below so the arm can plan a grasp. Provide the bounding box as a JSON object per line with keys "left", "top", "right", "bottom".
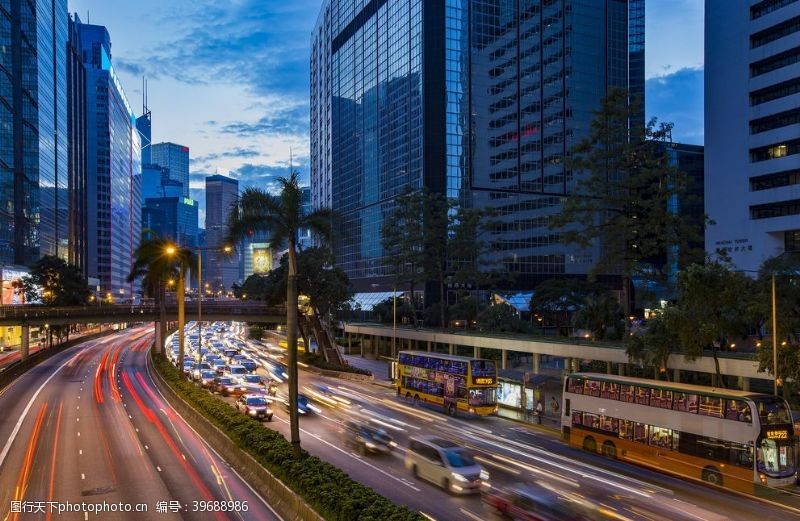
{"left": 252, "top": 247, "right": 272, "bottom": 274}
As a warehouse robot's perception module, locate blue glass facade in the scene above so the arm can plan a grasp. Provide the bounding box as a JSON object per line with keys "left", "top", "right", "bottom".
{"left": 142, "top": 197, "right": 198, "bottom": 250}
{"left": 151, "top": 142, "right": 190, "bottom": 198}
{"left": 0, "top": 0, "right": 69, "bottom": 266}
{"left": 79, "top": 21, "right": 141, "bottom": 298}
{"left": 312, "top": 0, "right": 645, "bottom": 291}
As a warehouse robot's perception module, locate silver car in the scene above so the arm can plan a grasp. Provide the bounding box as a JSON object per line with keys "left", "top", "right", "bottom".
{"left": 404, "top": 436, "right": 487, "bottom": 494}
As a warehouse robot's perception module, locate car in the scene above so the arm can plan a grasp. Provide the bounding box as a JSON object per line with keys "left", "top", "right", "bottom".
{"left": 191, "top": 362, "right": 213, "bottom": 381}
{"left": 283, "top": 394, "right": 318, "bottom": 415}
{"left": 199, "top": 370, "right": 217, "bottom": 388}
{"left": 227, "top": 364, "right": 248, "bottom": 377}
{"left": 212, "top": 376, "right": 240, "bottom": 396}
{"left": 239, "top": 374, "right": 265, "bottom": 389}
{"left": 265, "top": 361, "right": 289, "bottom": 382}
{"left": 240, "top": 358, "right": 258, "bottom": 372}
{"left": 236, "top": 394, "right": 274, "bottom": 421}
{"left": 404, "top": 436, "right": 487, "bottom": 495}
{"left": 482, "top": 483, "right": 612, "bottom": 521}
{"left": 183, "top": 362, "right": 195, "bottom": 376}
{"left": 344, "top": 420, "right": 396, "bottom": 455}
{"left": 211, "top": 360, "right": 227, "bottom": 375}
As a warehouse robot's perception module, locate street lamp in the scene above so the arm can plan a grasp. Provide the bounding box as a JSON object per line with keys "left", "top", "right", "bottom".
{"left": 194, "top": 244, "right": 233, "bottom": 353}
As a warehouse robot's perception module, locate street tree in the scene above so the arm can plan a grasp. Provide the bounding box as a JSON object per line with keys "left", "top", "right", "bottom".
{"left": 550, "top": 87, "right": 701, "bottom": 315}
{"left": 530, "top": 278, "right": 604, "bottom": 334}
{"left": 625, "top": 306, "right": 681, "bottom": 380}
{"left": 227, "top": 171, "right": 334, "bottom": 458}
{"left": 573, "top": 292, "right": 624, "bottom": 341}
{"left": 477, "top": 303, "right": 530, "bottom": 334}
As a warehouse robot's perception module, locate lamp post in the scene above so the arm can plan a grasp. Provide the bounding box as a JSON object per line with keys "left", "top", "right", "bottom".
{"left": 772, "top": 274, "right": 778, "bottom": 396}
{"left": 195, "top": 245, "right": 232, "bottom": 354}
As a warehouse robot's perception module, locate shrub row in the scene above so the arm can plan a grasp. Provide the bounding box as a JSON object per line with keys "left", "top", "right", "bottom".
{"left": 154, "top": 357, "right": 419, "bottom": 521}
{"left": 301, "top": 352, "right": 372, "bottom": 376}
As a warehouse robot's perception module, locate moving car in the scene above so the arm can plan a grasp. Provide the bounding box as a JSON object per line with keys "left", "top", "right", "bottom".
{"left": 343, "top": 420, "right": 396, "bottom": 455}
{"left": 236, "top": 394, "right": 273, "bottom": 421}
{"left": 283, "top": 394, "right": 318, "bottom": 415}
{"left": 482, "top": 482, "right": 615, "bottom": 521}
{"left": 227, "top": 364, "right": 248, "bottom": 377}
{"left": 212, "top": 376, "right": 240, "bottom": 397}
{"left": 199, "top": 370, "right": 217, "bottom": 389}
{"left": 240, "top": 358, "right": 258, "bottom": 372}
{"left": 404, "top": 436, "right": 487, "bottom": 494}
{"left": 191, "top": 362, "right": 213, "bottom": 381}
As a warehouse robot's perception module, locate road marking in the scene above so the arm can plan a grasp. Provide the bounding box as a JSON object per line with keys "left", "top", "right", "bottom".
{"left": 76, "top": 418, "right": 79, "bottom": 422}
{"left": 145, "top": 445, "right": 149, "bottom": 450}
{"left": 84, "top": 512, "right": 88, "bottom": 521}
{"left": 77, "top": 432, "right": 80, "bottom": 437}
{"left": 79, "top": 450, "right": 82, "bottom": 455}
{"left": 76, "top": 406, "right": 79, "bottom": 410}
{"left": 81, "top": 473, "right": 85, "bottom": 480}
{"left": 0, "top": 350, "right": 83, "bottom": 471}
{"left": 156, "top": 466, "right": 162, "bottom": 472}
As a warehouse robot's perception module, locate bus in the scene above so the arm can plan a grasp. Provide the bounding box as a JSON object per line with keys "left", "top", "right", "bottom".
{"left": 562, "top": 373, "right": 797, "bottom": 494}
{"left": 396, "top": 351, "right": 498, "bottom": 416}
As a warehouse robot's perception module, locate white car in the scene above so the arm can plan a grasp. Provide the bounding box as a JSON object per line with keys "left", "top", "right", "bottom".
{"left": 404, "top": 436, "right": 487, "bottom": 495}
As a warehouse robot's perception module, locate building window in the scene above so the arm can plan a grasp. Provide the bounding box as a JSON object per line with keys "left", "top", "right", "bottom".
{"left": 750, "top": 15, "right": 800, "bottom": 49}
{"left": 786, "top": 230, "right": 800, "bottom": 252}
{"left": 751, "top": 77, "right": 800, "bottom": 106}
{"left": 750, "top": 45, "right": 800, "bottom": 77}
{"left": 750, "top": 169, "right": 800, "bottom": 191}
{"left": 750, "top": 107, "right": 800, "bottom": 134}
{"left": 751, "top": 0, "right": 799, "bottom": 20}
{"left": 750, "top": 199, "right": 800, "bottom": 219}
{"left": 750, "top": 139, "right": 800, "bottom": 162}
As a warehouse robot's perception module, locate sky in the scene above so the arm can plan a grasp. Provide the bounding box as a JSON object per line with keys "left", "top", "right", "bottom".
{"left": 68, "top": 0, "right": 705, "bottom": 227}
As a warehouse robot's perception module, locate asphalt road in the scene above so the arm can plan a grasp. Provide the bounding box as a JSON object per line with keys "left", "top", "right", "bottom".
{"left": 207, "top": 326, "right": 800, "bottom": 521}
{"left": 0, "top": 326, "right": 280, "bottom": 521}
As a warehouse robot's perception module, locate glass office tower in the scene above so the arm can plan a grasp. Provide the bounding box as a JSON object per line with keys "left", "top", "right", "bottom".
{"left": 151, "top": 142, "right": 190, "bottom": 197}
{"left": 311, "top": 0, "right": 645, "bottom": 292}
{"left": 1, "top": 0, "right": 69, "bottom": 266}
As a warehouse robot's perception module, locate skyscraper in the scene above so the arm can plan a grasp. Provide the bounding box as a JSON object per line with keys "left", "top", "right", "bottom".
{"left": 705, "top": 0, "right": 800, "bottom": 270}
{"left": 151, "top": 142, "right": 190, "bottom": 197}
{"left": 78, "top": 20, "right": 141, "bottom": 299}
{"left": 1, "top": 0, "right": 69, "bottom": 266}
{"left": 67, "top": 13, "right": 88, "bottom": 277}
{"left": 311, "top": 0, "right": 645, "bottom": 293}
{"left": 205, "top": 174, "right": 239, "bottom": 291}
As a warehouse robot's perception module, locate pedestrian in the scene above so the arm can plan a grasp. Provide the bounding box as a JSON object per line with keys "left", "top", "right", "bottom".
{"left": 550, "top": 396, "right": 559, "bottom": 415}
{"left": 535, "top": 399, "right": 544, "bottom": 424}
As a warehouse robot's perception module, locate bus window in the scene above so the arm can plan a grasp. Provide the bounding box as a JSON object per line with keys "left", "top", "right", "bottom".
{"left": 568, "top": 378, "right": 583, "bottom": 394}
{"left": 754, "top": 397, "right": 791, "bottom": 424}
{"left": 583, "top": 413, "right": 600, "bottom": 430}
{"left": 673, "top": 392, "right": 698, "bottom": 413}
{"left": 651, "top": 389, "right": 673, "bottom": 409}
{"left": 619, "top": 384, "right": 635, "bottom": 403}
{"left": 572, "top": 411, "right": 583, "bottom": 426}
{"left": 650, "top": 427, "right": 673, "bottom": 449}
{"left": 619, "top": 420, "right": 633, "bottom": 440}
{"left": 599, "top": 416, "right": 618, "bottom": 433}
{"left": 699, "top": 395, "right": 724, "bottom": 417}
{"left": 635, "top": 386, "right": 651, "bottom": 406}
{"left": 585, "top": 380, "right": 600, "bottom": 397}
{"left": 726, "top": 399, "right": 750, "bottom": 421}
{"left": 600, "top": 382, "right": 619, "bottom": 400}
{"left": 633, "top": 422, "right": 649, "bottom": 444}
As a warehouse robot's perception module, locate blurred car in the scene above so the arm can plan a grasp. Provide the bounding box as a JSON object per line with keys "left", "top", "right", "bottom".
{"left": 344, "top": 420, "right": 396, "bottom": 455}
{"left": 227, "top": 364, "right": 248, "bottom": 377}
{"left": 266, "top": 361, "right": 289, "bottom": 382}
{"left": 191, "top": 362, "right": 213, "bottom": 381}
{"left": 283, "top": 394, "right": 318, "bottom": 415}
{"left": 405, "top": 436, "right": 487, "bottom": 495}
{"left": 183, "top": 362, "right": 195, "bottom": 376}
{"left": 211, "top": 359, "right": 227, "bottom": 375}
{"left": 240, "top": 358, "right": 258, "bottom": 372}
{"left": 199, "top": 370, "right": 217, "bottom": 389}
{"left": 482, "top": 482, "right": 615, "bottom": 521}
{"left": 212, "top": 376, "right": 240, "bottom": 396}
{"left": 236, "top": 393, "right": 273, "bottom": 421}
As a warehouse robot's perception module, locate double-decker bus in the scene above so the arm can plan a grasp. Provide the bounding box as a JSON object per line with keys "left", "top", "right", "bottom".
{"left": 562, "top": 373, "right": 797, "bottom": 494}
{"left": 396, "top": 351, "right": 498, "bottom": 416}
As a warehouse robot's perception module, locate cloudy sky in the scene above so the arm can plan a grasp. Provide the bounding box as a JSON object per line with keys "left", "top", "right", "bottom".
{"left": 69, "top": 0, "right": 704, "bottom": 227}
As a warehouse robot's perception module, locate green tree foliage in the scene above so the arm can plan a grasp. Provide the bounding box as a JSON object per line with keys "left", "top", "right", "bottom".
{"left": 672, "top": 262, "right": 755, "bottom": 387}
{"left": 234, "top": 274, "right": 271, "bottom": 301}
{"left": 530, "top": 278, "right": 605, "bottom": 333}
{"left": 227, "top": 171, "right": 334, "bottom": 457}
{"left": 573, "top": 293, "right": 624, "bottom": 340}
{"left": 477, "top": 303, "right": 531, "bottom": 334}
{"left": 625, "top": 306, "right": 681, "bottom": 379}
{"left": 19, "top": 255, "right": 90, "bottom": 306}
{"left": 550, "top": 87, "right": 701, "bottom": 315}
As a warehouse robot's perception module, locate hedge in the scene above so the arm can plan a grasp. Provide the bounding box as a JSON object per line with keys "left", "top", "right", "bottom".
{"left": 301, "top": 352, "right": 372, "bottom": 376}
{"left": 154, "top": 357, "right": 420, "bottom": 521}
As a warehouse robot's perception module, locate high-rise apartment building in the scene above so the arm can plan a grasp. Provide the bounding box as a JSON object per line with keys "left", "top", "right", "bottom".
{"left": 1, "top": 0, "right": 69, "bottom": 266}
{"left": 78, "top": 20, "right": 141, "bottom": 299}
{"left": 67, "top": 13, "right": 89, "bottom": 277}
{"left": 205, "top": 174, "right": 240, "bottom": 291}
{"left": 705, "top": 0, "right": 800, "bottom": 270}
{"left": 311, "top": 0, "right": 645, "bottom": 292}
{"left": 151, "top": 142, "right": 190, "bottom": 197}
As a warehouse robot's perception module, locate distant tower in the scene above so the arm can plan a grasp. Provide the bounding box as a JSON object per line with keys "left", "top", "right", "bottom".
{"left": 137, "top": 78, "right": 152, "bottom": 165}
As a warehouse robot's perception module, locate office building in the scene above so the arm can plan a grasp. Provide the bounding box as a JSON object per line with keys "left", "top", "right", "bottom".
{"left": 67, "top": 13, "right": 89, "bottom": 277}
{"left": 151, "top": 142, "right": 190, "bottom": 197}
{"left": 137, "top": 82, "right": 152, "bottom": 165}
{"left": 311, "top": 0, "right": 645, "bottom": 293}
{"left": 1, "top": 0, "right": 69, "bottom": 265}
{"left": 706, "top": 0, "right": 800, "bottom": 270}
{"left": 140, "top": 164, "right": 184, "bottom": 202}
{"left": 78, "top": 20, "right": 141, "bottom": 299}
{"left": 205, "top": 174, "right": 240, "bottom": 291}
{"left": 142, "top": 196, "right": 199, "bottom": 250}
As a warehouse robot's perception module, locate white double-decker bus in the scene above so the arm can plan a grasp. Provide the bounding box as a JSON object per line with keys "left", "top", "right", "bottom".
{"left": 562, "top": 372, "right": 796, "bottom": 493}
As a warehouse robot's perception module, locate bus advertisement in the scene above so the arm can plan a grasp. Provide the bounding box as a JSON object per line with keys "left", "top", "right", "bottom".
{"left": 396, "top": 351, "right": 498, "bottom": 416}
{"left": 562, "top": 372, "right": 797, "bottom": 494}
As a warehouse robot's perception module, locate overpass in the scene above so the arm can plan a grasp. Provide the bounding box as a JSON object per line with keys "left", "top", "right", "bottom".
{"left": 0, "top": 302, "right": 287, "bottom": 327}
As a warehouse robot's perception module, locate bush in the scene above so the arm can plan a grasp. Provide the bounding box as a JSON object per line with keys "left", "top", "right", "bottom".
{"left": 248, "top": 324, "right": 265, "bottom": 340}
{"left": 300, "top": 352, "right": 372, "bottom": 376}
{"left": 154, "top": 357, "right": 418, "bottom": 521}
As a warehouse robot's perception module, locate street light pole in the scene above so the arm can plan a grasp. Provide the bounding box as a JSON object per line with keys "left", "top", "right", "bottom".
{"left": 772, "top": 274, "right": 778, "bottom": 396}
{"left": 198, "top": 250, "right": 203, "bottom": 355}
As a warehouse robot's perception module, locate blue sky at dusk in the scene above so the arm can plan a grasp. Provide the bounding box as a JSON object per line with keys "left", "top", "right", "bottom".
{"left": 69, "top": 0, "right": 704, "bottom": 226}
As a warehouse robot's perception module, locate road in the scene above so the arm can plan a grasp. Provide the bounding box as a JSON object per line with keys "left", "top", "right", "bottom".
{"left": 0, "top": 326, "right": 280, "bottom": 521}
{"left": 207, "top": 327, "right": 800, "bottom": 521}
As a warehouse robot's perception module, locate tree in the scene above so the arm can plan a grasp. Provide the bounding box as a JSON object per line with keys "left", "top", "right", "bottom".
{"left": 753, "top": 253, "right": 800, "bottom": 394}
{"left": 234, "top": 274, "right": 271, "bottom": 301}
{"left": 477, "top": 303, "right": 530, "bottom": 334}
{"left": 550, "top": 87, "right": 701, "bottom": 315}
{"left": 573, "top": 292, "right": 624, "bottom": 340}
{"left": 128, "top": 238, "right": 193, "bottom": 361}
{"left": 530, "top": 278, "right": 604, "bottom": 334}
{"left": 227, "top": 171, "right": 334, "bottom": 457}
{"left": 625, "top": 306, "right": 681, "bottom": 379}
{"left": 672, "top": 261, "right": 755, "bottom": 387}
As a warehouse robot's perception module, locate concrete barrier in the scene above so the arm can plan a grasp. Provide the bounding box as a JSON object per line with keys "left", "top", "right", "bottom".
{"left": 147, "top": 353, "right": 325, "bottom": 521}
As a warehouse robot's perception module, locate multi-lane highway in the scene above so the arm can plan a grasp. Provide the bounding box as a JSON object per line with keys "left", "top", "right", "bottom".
{"left": 0, "top": 326, "right": 280, "bottom": 521}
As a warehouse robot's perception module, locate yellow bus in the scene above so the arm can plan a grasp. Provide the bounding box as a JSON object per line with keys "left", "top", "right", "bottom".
{"left": 562, "top": 372, "right": 797, "bottom": 494}
{"left": 278, "top": 337, "right": 306, "bottom": 352}
{"left": 396, "top": 351, "right": 498, "bottom": 416}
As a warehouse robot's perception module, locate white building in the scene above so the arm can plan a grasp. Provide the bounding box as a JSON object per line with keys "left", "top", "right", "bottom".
{"left": 705, "top": 0, "right": 800, "bottom": 271}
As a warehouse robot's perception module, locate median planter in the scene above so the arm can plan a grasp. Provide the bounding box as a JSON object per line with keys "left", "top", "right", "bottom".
{"left": 151, "top": 355, "right": 422, "bottom": 521}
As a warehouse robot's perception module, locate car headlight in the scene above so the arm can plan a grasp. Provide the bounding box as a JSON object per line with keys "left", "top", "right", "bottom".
{"left": 365, "top": 442, "right": 376, "bottom": 449}
{"left": 452, "top": 473, "right": 468, "bottom": 482}
{"left": 389, "top": 441, "right": 398, "bottom": 448}
{"left": 249, "top": 410, "right": 258, "bottom": 416}
{"left": 480, "top": 470, "right": 490, "bottom": 481}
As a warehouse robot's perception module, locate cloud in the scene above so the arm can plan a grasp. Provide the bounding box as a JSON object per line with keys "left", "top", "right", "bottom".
{"left": 646, "top": 67, "right": 704, "bottom": 145}
{"left": 192, "top": 147, "right": 261, "bottom": 164}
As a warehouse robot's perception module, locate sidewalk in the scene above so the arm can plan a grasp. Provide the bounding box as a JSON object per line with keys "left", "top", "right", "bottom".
{"left": 343, "top": 354, "right": 391, "bottom": 381}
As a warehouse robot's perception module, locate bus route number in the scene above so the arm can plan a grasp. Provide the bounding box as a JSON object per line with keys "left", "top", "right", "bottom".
{"left": 766, "top": 429, "right": 788, "bottom": 440}
{"left": 474, "top": 377, "right": 495, "bottom": 385}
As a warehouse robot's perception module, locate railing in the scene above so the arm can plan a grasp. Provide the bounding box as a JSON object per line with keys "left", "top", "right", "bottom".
{"left": 0, "top": 303, "right": 287, "bottom": 322}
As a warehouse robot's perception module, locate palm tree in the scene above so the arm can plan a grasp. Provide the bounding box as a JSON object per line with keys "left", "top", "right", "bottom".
{"left": 128, "top": 237, "right": 194, "bottom": 369}
{"left": 227, "top": 171, "right": 333, "bottom": 457}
